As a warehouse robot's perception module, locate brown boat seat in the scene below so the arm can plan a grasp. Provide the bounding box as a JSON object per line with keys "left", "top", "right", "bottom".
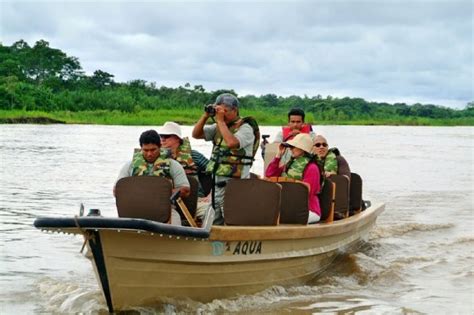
{"left": 265, "top": 177, "right": 309, "bottom": 225}
{"left": 180, "top": 175, "right": 199, "bottom": 223}
{"left": 115, "top": 176, "right": 172, "bottom": 223}
{"left": 224, "top": 179, "right": 281, "bottom": 226}
{"left": 329, "top": 175, "right": 350, "bottom": 220}
{"left": 249, "top": 172, "right": 260, "bottom": 179}
{"left": 349, "top": 172, "right": 363, "bottom": 215}
{"left": 336, "top": 155, "right": 351, "bottom": 179}
{"left": 319, "top": 178, "right": 335, "bottom": 223}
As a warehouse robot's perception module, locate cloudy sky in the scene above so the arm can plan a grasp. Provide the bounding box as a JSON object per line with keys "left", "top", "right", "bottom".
{"left": 1, "top": 0, "right": 472, "bottom": 108}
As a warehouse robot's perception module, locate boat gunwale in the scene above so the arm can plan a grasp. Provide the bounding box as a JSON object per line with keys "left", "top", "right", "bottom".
{"left": 33, "top": 202, "right": 384, "bottom": 241}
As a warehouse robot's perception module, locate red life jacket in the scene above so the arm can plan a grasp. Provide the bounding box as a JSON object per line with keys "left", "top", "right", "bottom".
{"left": 282, "top": 124, "right": 313, "bottom": 141}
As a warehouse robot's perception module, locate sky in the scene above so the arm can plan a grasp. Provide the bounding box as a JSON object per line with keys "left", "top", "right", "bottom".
{"left": 1, "top": 0, "right": 472, "bottom": 109}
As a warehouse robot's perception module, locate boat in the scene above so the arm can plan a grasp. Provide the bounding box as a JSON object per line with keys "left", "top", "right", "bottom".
{"left": 34, "top": 174, "right": 384, "bottom": 313}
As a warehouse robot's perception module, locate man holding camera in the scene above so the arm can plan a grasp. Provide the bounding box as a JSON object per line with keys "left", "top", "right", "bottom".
{"left": 192, "top": 93, "right": 259, "bottom": 225}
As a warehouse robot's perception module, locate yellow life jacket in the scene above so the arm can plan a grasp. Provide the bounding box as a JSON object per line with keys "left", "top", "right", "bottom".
{"left": 173, "top": 137, "right": 198, "bottom": 175}
{"left": 206, "top": 117, "right": 260, "bottom": 178}
{"left": 131, "top": 151, "right": 171, "bottom": 179}
{"left": 282, "top": 155, "right": 312, "bottom": 180}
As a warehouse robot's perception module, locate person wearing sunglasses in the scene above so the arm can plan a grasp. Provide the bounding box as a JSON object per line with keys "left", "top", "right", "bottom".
{"left": 312, "top": 135, "right": 338, "bottom": 178}
{"left": 265, "top": 133, "right": 321, "bottom": 223}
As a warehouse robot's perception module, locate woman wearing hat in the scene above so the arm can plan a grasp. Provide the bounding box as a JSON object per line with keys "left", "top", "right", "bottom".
{"left": 159, "top": 121, "right": 211, "bottom": 197}
{"left": 265, "top": 133, "right": 321, "bottom": 223}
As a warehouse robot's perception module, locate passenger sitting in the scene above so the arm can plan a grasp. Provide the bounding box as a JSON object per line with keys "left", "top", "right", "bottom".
{"left": 312, "top": 135, "right": 351, "bottom": 179}
{"left": 265, "top": 133, "right": 321, "bottom": 223}
{"left": 114, "top": 129, "right": 190, "bottom": 225}
{"left": 159, "top": 121, "right": 210, "bottom": 197}
{"left": 266, "top": 108, "right": 316, "bottom": 165}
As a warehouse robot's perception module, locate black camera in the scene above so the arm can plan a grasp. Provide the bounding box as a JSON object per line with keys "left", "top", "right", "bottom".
{"left": 204, "top": 104, "right": 216, "bottom": 116}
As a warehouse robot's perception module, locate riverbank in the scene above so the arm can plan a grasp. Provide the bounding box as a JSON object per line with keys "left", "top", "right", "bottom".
{"left": 0, "top": 109, "right": 472, "bottom": 126}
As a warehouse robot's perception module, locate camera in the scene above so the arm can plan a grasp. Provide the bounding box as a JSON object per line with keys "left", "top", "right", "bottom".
{"left": 204, "top": 104, "right": 216, "bottom": 116}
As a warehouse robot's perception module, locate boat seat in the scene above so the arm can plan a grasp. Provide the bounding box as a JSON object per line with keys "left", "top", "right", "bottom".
{"left": 115, "top": 176, "right": 172, "bottom": 223}
{"left": 329, "top": 175, "right": 350, "bottom": 220}
{"left": 265, "top": 177, "right": 309, "bottom": 225}
{"left": 180, "top": 175, "right": 199, "bottom": 224}
{"left": 318, "top": 178, "right": 336, "bottom": 223}
{"left": 336, "top": 155, "right": 351, "bottom": 179}
{"left": 349, "top": 172, "right": 363, "bottom": 215}
{"left": 224, "top": 178, "right": 281, "bottom": 226}
{"left": 249, "top": 172, "right": 260, "bottom": 179}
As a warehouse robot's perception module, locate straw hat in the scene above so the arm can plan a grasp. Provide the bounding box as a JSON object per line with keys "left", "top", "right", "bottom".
{"left": 285, "top": 133, "right": 313, "bottom": 154}
{"left": 159, "top": 121, "right": 182, "bottom": 139}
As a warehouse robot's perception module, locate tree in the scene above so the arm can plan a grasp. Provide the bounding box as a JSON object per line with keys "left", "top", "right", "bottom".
{"left": 23, "top": 40, "right": 82, "bottom": 84}
{"left": 90, "top": 70, "right": 115, "bottom": 88}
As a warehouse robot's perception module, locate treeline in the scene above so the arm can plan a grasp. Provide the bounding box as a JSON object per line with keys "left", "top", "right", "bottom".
{"left": 1, "top": 39, "right": 473, "bottom": 124}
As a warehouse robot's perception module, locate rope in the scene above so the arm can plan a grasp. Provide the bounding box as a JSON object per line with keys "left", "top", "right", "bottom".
{"left": 74, "top": 215, "right": 94, "bottom": 253}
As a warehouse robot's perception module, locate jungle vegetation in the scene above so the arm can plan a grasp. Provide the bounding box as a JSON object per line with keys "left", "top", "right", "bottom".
{"left": 1, "top": 40, "right": 472, "bottom": 125}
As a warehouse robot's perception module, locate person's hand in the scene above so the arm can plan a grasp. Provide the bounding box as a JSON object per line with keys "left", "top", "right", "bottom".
{"left": 325, "top": 171, "right": 336, "bottom": 178}
{"left": 276, "top": 143, "right": 286, "bottom": 158}
{"left": 215, "top": 105, "right": 226, "bottom": 123}
{"left": 290, "top": 129, "right": 300, "bottom": 137}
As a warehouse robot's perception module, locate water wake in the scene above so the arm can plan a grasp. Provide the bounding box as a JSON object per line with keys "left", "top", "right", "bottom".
{"left": 371, "top": 222, "right": 454, "bottom": 239}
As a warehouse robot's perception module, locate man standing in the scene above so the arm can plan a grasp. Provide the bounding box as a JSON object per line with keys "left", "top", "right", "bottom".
{"left": 192, "top": 93, "right": 259, "bottom": 225}
{"left": 114, "top": 129, "right": 190, "bottom": 225}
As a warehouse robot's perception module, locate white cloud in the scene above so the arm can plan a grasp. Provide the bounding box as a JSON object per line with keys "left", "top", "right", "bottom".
{"left": 1, "top": 0, "right": 472, "bottom": 108}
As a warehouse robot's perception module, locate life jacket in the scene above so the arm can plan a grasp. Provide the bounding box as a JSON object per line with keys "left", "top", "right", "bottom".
{"left": 282, "top": 155, "right": 313, "bottom": 181}
{"left": 314, "top": 147, "right": 350, "bottom": 184}
{"left": 206, "top": 116, "right": 260, "bottom": 178}
{"left": 329, "top": 147, "right": 351, "bottom": 178}
{"left": 315, "top": 151, "right": 338, "bottom": 174}
{"left": 172, "top": 137, "right": 198, "bottom": 175}
{"left": 282, "top": 124, "right": 313, "bottom": 142}
{"left": 131, "top": 151, "right": 172, "bottom": 179}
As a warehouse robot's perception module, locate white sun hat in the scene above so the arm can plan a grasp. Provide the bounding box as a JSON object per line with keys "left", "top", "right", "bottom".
{"left": 159, "top": 121, "right": 182, "bottom": 139}
{"left": 285, "top": 133, "right": 313, "bottom": 154}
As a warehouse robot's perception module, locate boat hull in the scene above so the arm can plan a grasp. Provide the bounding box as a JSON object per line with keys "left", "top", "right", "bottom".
{"left": 87, "top": 202, "right": 383, "bottom": 310}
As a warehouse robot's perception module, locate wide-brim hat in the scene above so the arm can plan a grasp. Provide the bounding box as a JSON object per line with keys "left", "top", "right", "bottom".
{"left": 159, "top": 121, "right": 182, "bottom": 139}
{"left": 284, "top": 133, "right": 313, "bottom": 154}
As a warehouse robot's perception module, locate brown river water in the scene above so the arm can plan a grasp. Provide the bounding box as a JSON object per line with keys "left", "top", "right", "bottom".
{"left": 0, "top": 125, "right": 472, "bottom": 314}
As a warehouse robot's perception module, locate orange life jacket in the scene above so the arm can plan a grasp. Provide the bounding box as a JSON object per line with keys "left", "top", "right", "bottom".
{"left": 282, "top": 124, "right": 313, "bottom": 141}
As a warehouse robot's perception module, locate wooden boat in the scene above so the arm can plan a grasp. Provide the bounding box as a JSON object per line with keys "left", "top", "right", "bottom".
{"left": 34, "top": 176, "right": 384, "bottom": 313}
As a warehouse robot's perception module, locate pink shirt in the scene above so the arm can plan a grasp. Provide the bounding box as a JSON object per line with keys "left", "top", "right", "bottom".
{"left": 265, "top": 157, "right": 321, "bottom": 216}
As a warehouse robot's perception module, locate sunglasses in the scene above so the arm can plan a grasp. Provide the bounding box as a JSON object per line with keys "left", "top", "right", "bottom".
{"left": 160, "top": 135, "right": 172, "bottom": 139}
{"left": 314, "top": 143, "right": 328, "bottom": 148}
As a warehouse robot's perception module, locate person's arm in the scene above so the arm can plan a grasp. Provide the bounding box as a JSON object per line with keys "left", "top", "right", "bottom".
{"left": 214, "top": 106, "right": 240, "bottom": 148}
{"left": 170, "top": 160, "right": 190, "bottom": 198}
{"left": 302, "top": 163, "right": 321, "bottom": 214}
{"left": 192, "top": 112, "right": 210, "bottom": 139}
{"left": 232, "top": 123, "right": 254, "bottom": 150}
{"left": 265, "top": 157, "right": 285, "bottom": 177}
{"left": 303, "top": 163, "right": 321, "bottom": 196}
{"left": 265, "top": 143, "right": 286, "bottom": 177}
{"left": 191, "top": 149, "right": 209, "bottom": 172}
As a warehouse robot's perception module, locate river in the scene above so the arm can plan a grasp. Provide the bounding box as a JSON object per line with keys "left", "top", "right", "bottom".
{"left": 0, "top": 124, "right": 472, "bottom": 314}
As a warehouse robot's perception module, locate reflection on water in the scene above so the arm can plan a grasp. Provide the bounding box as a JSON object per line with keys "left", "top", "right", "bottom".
{"left": 0, "top": 125, "right": 473, "bottom": 314}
